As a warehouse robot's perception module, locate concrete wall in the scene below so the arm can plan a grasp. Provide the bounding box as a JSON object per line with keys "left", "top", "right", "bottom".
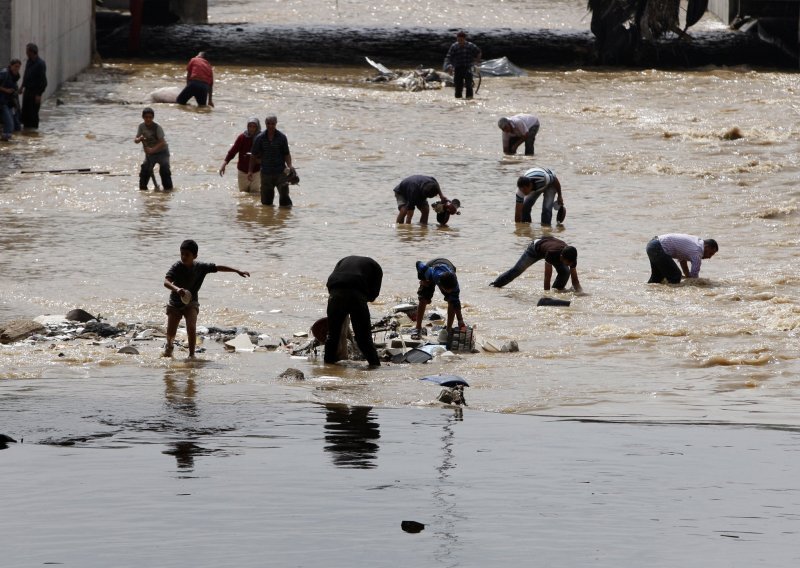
{"left": 708, "top": 0, "right": 738, "bottom": 23}
{"left": 0, "top": 0, "right": 93, "bottom": 98}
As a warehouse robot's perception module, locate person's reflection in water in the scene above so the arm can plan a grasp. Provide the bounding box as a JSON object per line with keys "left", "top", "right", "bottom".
{"left": 163, "top": 441, "right": 203, "bottom": 470}
{"left": 324, "top": 403, "right": 380, "bottom": 469}
{"left": 163, "top": 369, "right": 201, "bottom": 471}
{"left": 137, "top": 190, "right": 174, "bottom": 241}
{"left": 163, "top": 368, "right": 198, "bottom": 417}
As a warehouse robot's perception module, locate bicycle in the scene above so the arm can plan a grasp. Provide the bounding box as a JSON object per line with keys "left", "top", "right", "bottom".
{"left": 471, "top": 63, "right": 482, "bottom": 95}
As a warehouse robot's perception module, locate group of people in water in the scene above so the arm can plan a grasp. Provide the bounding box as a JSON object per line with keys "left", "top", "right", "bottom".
{"left": 150, "top": 38, "right": 719, "bottom": 365}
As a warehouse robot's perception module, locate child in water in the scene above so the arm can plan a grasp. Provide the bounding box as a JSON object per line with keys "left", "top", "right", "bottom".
{"left": 163, "top": 239, "right": 250, "bottom": 358}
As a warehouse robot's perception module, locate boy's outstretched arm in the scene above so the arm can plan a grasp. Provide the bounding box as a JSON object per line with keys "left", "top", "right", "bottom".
{"left": 216, "top": 265, "right": 250, "bottom": 278}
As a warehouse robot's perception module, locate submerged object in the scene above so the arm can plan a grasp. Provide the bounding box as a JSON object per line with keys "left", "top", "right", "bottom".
{"left": 149, "top": 86, "right": 181, "bottom": 103}
{"left": 420, "top": 374, "right": 469, "bottom": 388}
{"left": 401, "top": 520, "right": 425, "bottom": 533}
{"left": 537, "top": 297, "right": 571, "bottom": 307}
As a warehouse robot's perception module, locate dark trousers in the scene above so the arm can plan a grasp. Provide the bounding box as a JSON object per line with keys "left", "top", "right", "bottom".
{"left": 139, "top": 151, "right": 173, "bottom": 190}
{"left": 21, "top": 92, "right": 41, "bottom": 128}
{"left": 508, "top": 124, "right": 539, "bottom": 156}
{"left": 325, "top": 289, "right": 380, "bottom": 366}
{"left": 492, "top": 237, "right": 570, "bottom": 288}
{"left": 453, "top": 66, "right": 474, "bottom": 99}
{"left": 646, "top": 238, "right": 681, "bottom": 283}
{"left": 176, "top": 80, "right": 209, "bottom": 106}
{"left": 260, "top": 171, "right": 291, "bottom": 206}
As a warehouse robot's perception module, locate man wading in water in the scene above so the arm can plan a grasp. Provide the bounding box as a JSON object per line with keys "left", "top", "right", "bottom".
{"left": 444, "top": 31, "right": 481, "bottom": 100}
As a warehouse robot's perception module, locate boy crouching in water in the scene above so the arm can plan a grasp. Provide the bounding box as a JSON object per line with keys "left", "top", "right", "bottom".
{"left": 163, "top": 239, "right": 250, "bottom": 358}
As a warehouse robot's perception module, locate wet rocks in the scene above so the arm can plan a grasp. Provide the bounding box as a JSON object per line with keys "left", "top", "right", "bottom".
{"left": 66, "top": 308, "right": 98, "bottom": 322}
{"left": 0, "top": 320, "right": 46, "bottom": 344}
{"left": 278, "top": 368, "right": 305, "bottom": 381}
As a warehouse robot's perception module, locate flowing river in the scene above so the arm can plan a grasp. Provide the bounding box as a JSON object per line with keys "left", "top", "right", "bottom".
{"left": 2, "top": 2, "right": 799, "bottom": 566}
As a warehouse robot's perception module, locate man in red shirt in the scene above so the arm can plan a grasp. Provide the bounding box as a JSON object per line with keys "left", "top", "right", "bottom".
{"left": 176, "top": 51, "right": 214, "bottom": 107}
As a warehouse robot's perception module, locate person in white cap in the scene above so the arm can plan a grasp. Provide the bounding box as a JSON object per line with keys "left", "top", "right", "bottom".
{"left": 498, "top": 114, "right": 540, "bottom": 155}
{"left": 220, "top": 117, "right": 262, "bottom": 193}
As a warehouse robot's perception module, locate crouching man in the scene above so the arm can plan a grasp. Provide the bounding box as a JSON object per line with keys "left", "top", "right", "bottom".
{"left": 324, "top": 256, "right": 383, "bottom": 368}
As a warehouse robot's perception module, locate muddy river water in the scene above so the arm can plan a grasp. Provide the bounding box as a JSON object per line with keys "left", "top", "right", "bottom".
{"left": 2, "top": 1, "right": 800, "bottom": 566}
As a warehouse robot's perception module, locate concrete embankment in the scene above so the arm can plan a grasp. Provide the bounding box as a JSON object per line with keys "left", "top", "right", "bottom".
{"left": 95, "top": 21, "right": 792, "bottom": 69}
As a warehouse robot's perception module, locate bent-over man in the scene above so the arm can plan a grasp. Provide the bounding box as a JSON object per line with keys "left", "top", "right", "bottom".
{"left": 646, "top": 234, "right": 718, "bottom": 283}
{"left": 498, "top": 114, "right": 540, "bottom": 155}
{"left": 491, "top": 236, "right": 581, "bottom": 292}
{"left": 325, "top": 256, "right": 383, "bottom": 368}
{"left": 515, "top": 167, "right": 564, "bottom": 225}
{"left": 413, "top": 258, "right": 466, "bottom": 339}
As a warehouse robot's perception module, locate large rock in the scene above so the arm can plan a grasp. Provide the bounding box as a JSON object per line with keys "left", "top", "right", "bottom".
{"left": 0, "top": 320, "right": 46, "bottom": 344}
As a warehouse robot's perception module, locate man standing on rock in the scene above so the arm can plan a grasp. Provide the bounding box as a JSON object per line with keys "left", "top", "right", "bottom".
{"left": 176, "top": 51, "right": 214, "bottom": 107}
{"left": 20, "top": 43, "right": 47, "bottom": 129}
{"left": 444, "top": 31, "right": 481, "bottom": 99}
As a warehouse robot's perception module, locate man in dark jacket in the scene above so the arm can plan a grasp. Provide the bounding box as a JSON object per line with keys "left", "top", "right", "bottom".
{"left": 325, "top": 256, "right": 383, "bottom": 367}
{"left": 20, "top": 43, "right": 47, "bottom": 129}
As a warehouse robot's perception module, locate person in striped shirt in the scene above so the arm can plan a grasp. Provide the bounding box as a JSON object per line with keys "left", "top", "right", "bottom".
{"left": 646, "top": 234, "right": 718, "bottom": 283}
{"left": 515, "top": 167, "right": 563, "bottom": 225}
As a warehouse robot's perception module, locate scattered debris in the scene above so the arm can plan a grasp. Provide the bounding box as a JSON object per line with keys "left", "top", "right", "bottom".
{"left": 224, "top": 333, "right": 256, "bottom": 352}
{"left": 365, "top": 56, "right": 526, "bottom": 92}
{"left": 117, "top": 345, "right": 140, "bottom": 355}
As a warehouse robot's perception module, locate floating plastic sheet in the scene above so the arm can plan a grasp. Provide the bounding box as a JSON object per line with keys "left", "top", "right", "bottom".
{"left": 420, "top": 374, "right": 470, "bottom": 387}
{"left": 479, "top": 56, "right": 527, "bottom": 77}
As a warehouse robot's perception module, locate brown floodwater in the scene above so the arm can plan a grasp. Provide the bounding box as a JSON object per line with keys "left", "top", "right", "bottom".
{"left": 2, "top": 59, "right": 799, "bottom": 422}
{"left": 1, "top": 2, "right": 800, "bottom": 564}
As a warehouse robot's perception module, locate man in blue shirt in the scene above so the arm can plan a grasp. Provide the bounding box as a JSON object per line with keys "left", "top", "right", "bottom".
{"left": 413, "top": 258, "right": 466, "bottom": 339}
{"left": 248, "top": 114, "right": 296, "bottom": 207}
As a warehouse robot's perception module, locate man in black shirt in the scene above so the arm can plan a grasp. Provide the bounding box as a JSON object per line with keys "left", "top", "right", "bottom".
{"left": 20, "top": 43, "right": 47, "bottom": 129}
{"left": 324, "top": 256, "right": 383, "bottom": 367}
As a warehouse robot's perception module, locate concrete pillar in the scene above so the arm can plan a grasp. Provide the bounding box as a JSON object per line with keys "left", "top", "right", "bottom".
{"left": 0, "top": 0, "right": 11, "bottom": 64}
{"left": 708, "top": 0, "right": 739, "bottom": 24}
